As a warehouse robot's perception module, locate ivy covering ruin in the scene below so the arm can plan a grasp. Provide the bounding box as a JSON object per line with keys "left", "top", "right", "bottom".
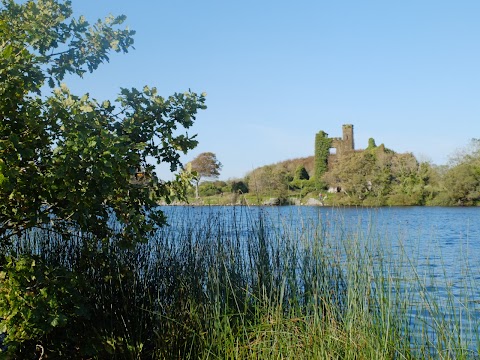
{"left": 314, "top": 131, "right": 332, "bottom": 184}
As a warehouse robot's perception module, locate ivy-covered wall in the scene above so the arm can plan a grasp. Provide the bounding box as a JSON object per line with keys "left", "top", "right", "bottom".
{"left": 314, "top": 131, "right": 332, "bottom": 183}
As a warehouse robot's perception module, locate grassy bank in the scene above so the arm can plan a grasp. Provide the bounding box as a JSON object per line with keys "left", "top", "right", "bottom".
{"left": 1, "top": 206, "right": 479, "bottom": 359}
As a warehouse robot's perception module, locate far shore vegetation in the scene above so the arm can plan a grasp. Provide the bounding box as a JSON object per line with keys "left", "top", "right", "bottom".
{"left": 188, "top": 138, "right": 480, "bottom": 207}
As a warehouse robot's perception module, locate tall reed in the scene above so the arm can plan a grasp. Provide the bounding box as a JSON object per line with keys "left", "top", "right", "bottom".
{"left": 2, "top": 206, "right": 479, "bottom": 359}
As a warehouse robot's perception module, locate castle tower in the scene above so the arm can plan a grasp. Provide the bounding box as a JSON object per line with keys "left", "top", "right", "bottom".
{"left": 342, "top": 124, "right": 354, "bottom": 151}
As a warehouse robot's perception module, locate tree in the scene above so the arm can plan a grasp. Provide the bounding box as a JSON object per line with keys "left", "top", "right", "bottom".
{"left": 449, "top": 138, "right": 480, "bottom": 166}
{"left": 231, "top": 180, "right": 248, "bottom": 194}
{"left": 442, "top": 139, "right": 480, "bottom": 205}
{"left": 189, "top": 152, "right": 222, "bottom": 197}
{"left": 246, "top": 165, "right": 291, "bottom": 199}
{"left": 443, "top": 163, "right": 480, "bottom": 205}
{"left": 294, "top": 165, "right": 310, "bottom": 180}
{"left": 367, "top": 138, "right": 377, "bottom": 150}
{"left": 0, "top": 0, "right": 207, "bottom": 245}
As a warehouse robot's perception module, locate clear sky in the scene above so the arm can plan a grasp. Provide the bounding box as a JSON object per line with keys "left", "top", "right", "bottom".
{"left": 65, "top": 1, "right": 480, "bottom": 180}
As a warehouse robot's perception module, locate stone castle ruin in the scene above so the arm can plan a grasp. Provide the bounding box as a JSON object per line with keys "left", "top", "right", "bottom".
{"left": 314, "top": 124, "right": 358, "bottom": 177}
{"left": 313, "top": 124, "right": 358, "bottom": 194}
{"left": 315, "top": 123, "right": 387, "bottom": 178}
{"left": 315, "top": 124, "right": 389, "bottom": 193}
{"left": 330, "top": 124, "right": 355, "bottom": 156}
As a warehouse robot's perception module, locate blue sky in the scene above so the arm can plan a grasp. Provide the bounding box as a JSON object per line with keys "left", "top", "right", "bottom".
{"left": 65, "top": 1, "right": 480, "bottom": 180}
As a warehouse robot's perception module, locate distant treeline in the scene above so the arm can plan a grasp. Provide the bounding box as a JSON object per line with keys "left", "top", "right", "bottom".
{"left": 193, "top": 139, "right": 480, "bottom": 206}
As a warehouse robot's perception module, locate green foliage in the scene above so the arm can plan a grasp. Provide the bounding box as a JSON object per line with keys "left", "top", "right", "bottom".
{"left": 247, "top": 165, "right": 292, "bottom": 198}
{"left": 190, "top": 138, "right": 480, "bottom": 207}
{"left": 239, "top": 158, "right": 313, "bottom": 199}
{"left": 367, "top": 137, "right": 377, "bottom": 149}
{"left": 189, "top": 152, "right": 222, "bottom": 198}
{"left": 0, "top": 255, "right": 94, "bottom": 358}
{"left": 323, "top": 148, "right": 433, "bottom": 206}
{"left": 192, "top": 180, "right": 248, "bottom": 199}
{"left": 314, "top": 131, "right": 332, "bottom": 183}
{"left": 289, "top": 178, "right": 318, "bottom": 197}
{"left": 189, "top": 138, "right": 480, "bottom": 207}
{"left": 443, "top": 162, "right": 480, "bottom": 206}
{"left": 294, "top": 165, "right": 310, "bottom": 180}
{"left": 440, "top": 139, "right": 480, "bottom": 205}
{"left": 0, "top": 0, "right": 207, "bottom": 244}
{"left": 231, "top": 180, "right": 248, "bottom": 194}
{"left": 199, "top": 181, "right": 226, "bottom": 197}
{"left": 0, "top": 1, "right": 208, "bottom": 355}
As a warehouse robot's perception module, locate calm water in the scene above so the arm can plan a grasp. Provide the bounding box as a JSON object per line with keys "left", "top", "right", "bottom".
{"left": 161, "top": 205, "right": 480, "bottom": 271}
{"left": 161, "top": 205, "right": 480, "bottom": 281}
{"left": 161, "top": 205, "right": 480, "bottom": 351}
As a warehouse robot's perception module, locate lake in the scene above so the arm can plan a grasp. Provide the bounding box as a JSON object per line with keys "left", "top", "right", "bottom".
{"left": 161, "top": 205, "right": 480, "bottom": 275}
{"left": 160, "top": 205, "right": 480, "bottom": 352}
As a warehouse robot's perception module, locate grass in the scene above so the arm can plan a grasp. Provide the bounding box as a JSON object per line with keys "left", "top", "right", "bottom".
{"left": 1, "top": 206, "right": 479, "bottom": 359}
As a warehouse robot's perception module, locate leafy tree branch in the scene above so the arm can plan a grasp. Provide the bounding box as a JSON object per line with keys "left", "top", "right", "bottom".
{"left": 0, "top": 0, "right": 207, "bottom": 245}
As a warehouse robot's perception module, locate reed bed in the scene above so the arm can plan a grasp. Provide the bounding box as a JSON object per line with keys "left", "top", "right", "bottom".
{"left": 1, "top": 206, "right": 479, "bottom": 359}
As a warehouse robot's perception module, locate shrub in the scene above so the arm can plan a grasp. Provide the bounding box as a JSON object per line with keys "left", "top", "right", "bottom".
{"left": 199, "top": 181, "right": 226, "bottom": 197}
{"left": 295, "top": 165, "right": 310, "bottom": 180}
{"left": 231, "top": 180, "right": 249, "bottom": 194}
{"left": 0, "top": 255, "right": 95, "bottom": 358}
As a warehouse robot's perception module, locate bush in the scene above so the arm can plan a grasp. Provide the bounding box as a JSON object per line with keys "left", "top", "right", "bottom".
{"left": 290, "top": 178, "right": 321, "bottom": 197}
{"left": 0, "top": 255, "right": 95, "bottom": 358}
{"left": 231, "top": 180, "right": 249, "bottom": 194}
{"left": 199, "top": 181, "right": 226, "bottom": 197}
{"left": 294, "top": 165, "right": 310, "bottom": 180}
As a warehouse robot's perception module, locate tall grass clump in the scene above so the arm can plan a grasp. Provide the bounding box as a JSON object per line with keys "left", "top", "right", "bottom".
{"left": 1, "top": 206, "right": 480, "bottom": 359}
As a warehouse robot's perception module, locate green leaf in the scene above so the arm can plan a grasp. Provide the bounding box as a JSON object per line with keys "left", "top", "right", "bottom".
{"left": 2, "top": 44, "right": 13, "bottom": 59}
{"left": 80, "top": 104, "right": 93, "bottom": 112}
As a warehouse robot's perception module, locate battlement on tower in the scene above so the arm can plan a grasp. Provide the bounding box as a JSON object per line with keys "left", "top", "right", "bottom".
{"left": 330, "top": 124, "right": 354, "bottom": 156}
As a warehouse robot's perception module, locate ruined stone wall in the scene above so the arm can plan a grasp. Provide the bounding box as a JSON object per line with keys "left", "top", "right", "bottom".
{"left": 329, "top": 124, "right": 354, "bottom": 156}
{"left": 314, "top": 124, "right": 356, "bottom": 178}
